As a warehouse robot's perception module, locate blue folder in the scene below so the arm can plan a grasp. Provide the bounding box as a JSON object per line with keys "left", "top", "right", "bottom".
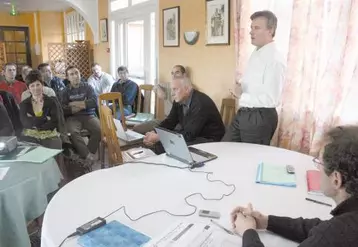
{"left": 255, "top": 162, "right": 297, "bottom": 187}
{"left": 78, "top": 220, "right": 151, "bottom": 247}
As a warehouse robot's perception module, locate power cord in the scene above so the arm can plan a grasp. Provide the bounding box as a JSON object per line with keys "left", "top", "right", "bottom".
{"left": 57, "top": 161, "right": 236, "bottom": 246}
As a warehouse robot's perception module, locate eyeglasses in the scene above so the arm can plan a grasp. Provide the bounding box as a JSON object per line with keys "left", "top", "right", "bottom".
{"left": 312, "top": 157, "right": 323, "bottom": 169}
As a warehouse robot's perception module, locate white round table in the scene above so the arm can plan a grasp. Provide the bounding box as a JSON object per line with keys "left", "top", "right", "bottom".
{"left": 41, "top": 142, "right": 333, "bottom": 247}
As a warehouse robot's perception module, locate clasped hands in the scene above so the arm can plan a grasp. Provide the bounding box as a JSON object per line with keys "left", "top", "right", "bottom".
{"left": 230, "top": 203, "right": 268, "bottom": 236}
{"left": 69, "top": 101, "right": 86, "bottom": 113}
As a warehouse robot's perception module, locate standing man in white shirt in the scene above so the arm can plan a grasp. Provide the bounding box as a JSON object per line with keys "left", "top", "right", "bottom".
{"left": 222, "top": 10, "right": 286, "bottom": 145}
{"left": 87, "top": 63, "right": 115, "bottom": 96}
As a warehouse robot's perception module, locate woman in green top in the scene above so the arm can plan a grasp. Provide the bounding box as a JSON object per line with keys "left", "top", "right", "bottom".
{"left": 19, "top": 70, "right": 62, "bottom": 149}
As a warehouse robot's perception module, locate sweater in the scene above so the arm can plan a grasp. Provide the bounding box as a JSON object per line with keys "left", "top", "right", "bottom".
{"left": 159, "top": 89, "right": 225, "bottom": 142}
{"left": 243, "top": 196, "right": 358, "bottom": 247}
{"left": 60, "top": 83, "right": 97, "bottom": 117}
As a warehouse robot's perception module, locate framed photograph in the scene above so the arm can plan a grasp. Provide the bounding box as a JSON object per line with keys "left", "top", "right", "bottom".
{"left": 99, "top": 18, "right": 108, "bottom": 42}
{"left": 206, "top": 0, "right": 230, "bottom": 45}
{"left": 163, "top": 6, "right": 180, "bottom": 47}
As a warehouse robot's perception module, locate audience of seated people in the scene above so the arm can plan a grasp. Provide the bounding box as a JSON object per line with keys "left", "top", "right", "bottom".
{"left": 0, "top": 63, "right": 27, "bottom": 104}
{"left": 133, "top": 64, "right": 187, "bottom": 134}
{"left": 143, "top": 76, "right": 225, "bottom": 154}
{"left": 110, "top": 66, "right": 138, "bottom": 119}
{"left": 87, "top": 63, "right": 114, "bottom": 96}
{"left": 0, "top": 96, "right": 14, "bottom": 136}
{"left": 21, "top": 66, "right": 56, "bottom": 101}
{"left": 38, "top": 63, "right": 66, "bottom": 97}
{"left": 231, "top": 125, "right": 358, "bottom": 247}
{"left": 19, "top": 70, "right": 62, "bottom": 149}
{"left": 60, "top": 66, "right": 101, "bottom": 163}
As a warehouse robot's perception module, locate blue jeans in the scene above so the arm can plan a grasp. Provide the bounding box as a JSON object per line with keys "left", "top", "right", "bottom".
{"left": 115, "top": 105, "right": 132, "bottom": 120}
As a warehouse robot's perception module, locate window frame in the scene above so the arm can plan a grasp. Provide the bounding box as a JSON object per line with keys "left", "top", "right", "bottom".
{"left": 64, "top": 11, "right": 86, "bottom": 43}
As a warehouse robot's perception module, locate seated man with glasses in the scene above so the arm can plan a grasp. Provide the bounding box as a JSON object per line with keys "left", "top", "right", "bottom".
{"left": 231, "top": 125, "right": 358, "bottom": 247}
{"left": 110, "top": 66, "right": 138, "bottom": 119}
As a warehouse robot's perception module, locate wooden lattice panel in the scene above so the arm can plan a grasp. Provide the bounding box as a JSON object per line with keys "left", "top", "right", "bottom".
{"left": 0, "top": 42, "right": 7, "bottom": 73}
{"left": 48, "top": 41, "right": 92, "bottom": 79}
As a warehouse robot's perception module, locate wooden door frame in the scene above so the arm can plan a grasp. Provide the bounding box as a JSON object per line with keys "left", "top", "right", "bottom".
{"left": 0, "top": 26, "right": 32, "bottom": 67}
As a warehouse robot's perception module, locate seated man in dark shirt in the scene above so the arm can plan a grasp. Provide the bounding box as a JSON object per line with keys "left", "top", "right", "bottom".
{"left": 60, "top": 66, "right": 101, "bottom": 162}
{"left": 144, "top": 76, "right": 225, "bottom": 154}
{"left": 0, "top": 97, "right": 14, "bottom": 136}
{"left": 110, "top": 66, "right": 138, "bottom": 119}
{"left": 231, "top": 125, "right": 358, "bottom": 247}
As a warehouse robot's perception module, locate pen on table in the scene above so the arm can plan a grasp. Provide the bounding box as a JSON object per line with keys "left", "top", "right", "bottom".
{"left": 210, "top": 219, "right": 235, "bottom": 235}
{"left": 132, "top": 150, "right": 144, "bottom": 156}
{"left": 305, "top": 198, "right": 332, "bottom": 207}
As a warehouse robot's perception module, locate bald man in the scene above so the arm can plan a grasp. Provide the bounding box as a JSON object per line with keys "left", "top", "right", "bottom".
{"left": 144, "top": 76, "right": 225, "bottom": 154}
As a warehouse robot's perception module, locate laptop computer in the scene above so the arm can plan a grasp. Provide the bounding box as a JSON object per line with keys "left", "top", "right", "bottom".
{"left": 155, "top": 127, "right": 217, "bottom": 166}
{"left": 113, "top": 118, "right": 144, "bottom": 143}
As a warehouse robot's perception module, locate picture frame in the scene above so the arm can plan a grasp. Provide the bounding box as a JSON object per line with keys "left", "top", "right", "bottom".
{"left": 99, "top": 18, "right": 108, "bottom": 42}
{"left": 162, "top": 6, "right": 180, "bottom": 47}
{"left": 205, "top": 0, "right": 230, "bottom": 45}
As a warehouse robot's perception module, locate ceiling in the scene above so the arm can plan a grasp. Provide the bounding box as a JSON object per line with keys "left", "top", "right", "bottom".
{"left": 0, "top": 0, "right": 70, "bottom": 12}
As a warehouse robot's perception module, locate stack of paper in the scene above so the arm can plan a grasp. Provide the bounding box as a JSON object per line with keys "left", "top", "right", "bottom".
{"left": 144, "top": 221, "right": 241, "bottom": 247}
{"left": 0, "top": 146, "right": 62, "bottom": 163}
{"left": 256, "top": 163, "right": 297, "bottom": 187}
{"left": 0, "top": 167, "right": 9, "bottom": 180}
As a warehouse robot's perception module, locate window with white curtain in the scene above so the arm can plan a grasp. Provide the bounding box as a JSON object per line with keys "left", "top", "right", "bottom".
{"left": 65, "top": 12, "right": 86, "bottom": 43}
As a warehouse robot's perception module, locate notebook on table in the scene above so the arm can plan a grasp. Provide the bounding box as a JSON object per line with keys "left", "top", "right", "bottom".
{"left": 127, "top": 113, "right": 155, "bottom": 123}
{"left": 256, "top": 163, "right": 297, "bottom": 187}
{"left": 306, "top": 170, "right": 323, "bottom": 195}
{"left": 78, "top": 220, "right": 151, "bottom": 247}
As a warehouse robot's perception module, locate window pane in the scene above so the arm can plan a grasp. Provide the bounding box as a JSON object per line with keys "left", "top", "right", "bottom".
{"left": 119, "top": 23, "right": 124, "bottom": 66}
{"left": 111, "top": 0, "right": 128, "bottom": 11}
{"left": 132, "top": 0, "right": 148, "bottom": 5}
{"left": 126, "top": 20, "right": 144, "bottom": 81}
{"left": 132, "top": 0, "right": 149, "bottom": 5}
{"left": 16, "top": 43, "right": 26, "bottom": 53}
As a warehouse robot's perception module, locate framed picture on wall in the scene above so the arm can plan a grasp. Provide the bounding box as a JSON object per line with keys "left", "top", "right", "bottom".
{"left": 99, "top": 18, "right": 108, "bottom": 42}
{"left": 206, "top": 0, "right": 230, "bottom": 45}
{"left": 163, "top": 6, "right": 180, "bottom": 47}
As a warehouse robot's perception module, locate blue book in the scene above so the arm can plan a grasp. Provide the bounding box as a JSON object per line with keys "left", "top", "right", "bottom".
{"left": 78, "top": 220, "right": 151, "bottom": 247}
{"left": 255, "top": 163, "right": 296, "bottom": 187}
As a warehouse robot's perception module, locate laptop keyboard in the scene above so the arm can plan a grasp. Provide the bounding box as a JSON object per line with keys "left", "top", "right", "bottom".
{"left": 190, "top": 152, "right": 207, "bottom": 163}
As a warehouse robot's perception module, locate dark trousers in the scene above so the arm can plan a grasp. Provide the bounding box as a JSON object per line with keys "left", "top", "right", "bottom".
{"left": 66, "top": 115, "right": 101, "bottom": 158}
{"left": 153, "top": 137, "right": 213, "bottom": 155}
{"left": 222, "top": 107, "right": 278, "bottom": 145}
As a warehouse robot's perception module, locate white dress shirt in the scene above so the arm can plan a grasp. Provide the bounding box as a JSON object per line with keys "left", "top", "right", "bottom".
{"left": 87, "top": 72, "right": 114, "bottom": 95}
{"left": 239, "top": 42, "right": 286, "bottom": 108}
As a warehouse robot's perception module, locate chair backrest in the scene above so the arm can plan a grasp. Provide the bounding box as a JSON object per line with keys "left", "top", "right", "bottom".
{"left": 100, "top": 104, "right": 123, "bottom": 166}
{"left": 99, "top": 92, "right": 127, "bottom": 130}
{"left": 220, "top": 98, "right": 236, "bottom": 126}
{"left": 136, "top": 84, "right": 154, "bottom": 114}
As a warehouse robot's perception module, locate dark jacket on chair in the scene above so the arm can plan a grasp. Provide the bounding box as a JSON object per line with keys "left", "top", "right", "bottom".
{"left": 0, "top": 90, "right": 22, "bottom": 136}
{"left": 0, "top": 101, "right": 14, "bottom": 136}
{"left": 159, "top": 89, "right": 225, "bottom": 142}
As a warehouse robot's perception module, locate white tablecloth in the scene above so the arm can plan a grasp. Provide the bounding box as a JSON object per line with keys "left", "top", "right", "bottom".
{"left": 41, "top": 142, "right": 333, "bottom": 247}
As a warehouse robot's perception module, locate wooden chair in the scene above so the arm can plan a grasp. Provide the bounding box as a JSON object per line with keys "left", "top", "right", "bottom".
{"left": 98, "top": 92, "right": 127, "bottom": 130}
{"left": 220, "top": 98, "right": 236, "bottom": 126}
{"left": 137, "top": 84, "right": 154, "bottom": 113}
{"left": 99, "top": 104, "right": 123, "bottom": 167}
{"left": 126, "top": 84, "right": 155, "bottom": 126}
